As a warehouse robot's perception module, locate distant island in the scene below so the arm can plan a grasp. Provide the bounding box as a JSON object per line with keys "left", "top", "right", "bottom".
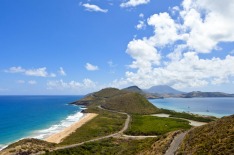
{"left": 0, "top": 87, "right": 233, "bottom": 155}
{"left": 180, "top": 91, "right": 234, "bottom": 98}
{"left": 123, "top": 85, "right": 234, "bottom": 98}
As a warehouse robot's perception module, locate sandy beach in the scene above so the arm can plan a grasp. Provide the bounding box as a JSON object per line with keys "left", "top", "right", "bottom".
{"left": 44, "top": 113, "right": 98, "bottom": 143}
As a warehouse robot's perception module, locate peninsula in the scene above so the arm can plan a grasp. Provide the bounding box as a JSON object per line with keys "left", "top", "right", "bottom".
{"left": 0, "top": 87, "right": 233, "bottom": 155}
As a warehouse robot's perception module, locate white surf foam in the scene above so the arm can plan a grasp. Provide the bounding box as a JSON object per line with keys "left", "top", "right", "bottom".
{"left": 0, "top": 144, "right": 7, "bottom": 151}
{"left": 32, "top": 111, "right": 84, "bottom": 140}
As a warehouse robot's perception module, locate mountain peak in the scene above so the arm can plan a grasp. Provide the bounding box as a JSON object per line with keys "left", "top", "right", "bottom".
{"left": 122, "top": 86, "right": 143, "bottom": 93}
{"left": 145, "top": 85, "right": 184, "bottom": 94}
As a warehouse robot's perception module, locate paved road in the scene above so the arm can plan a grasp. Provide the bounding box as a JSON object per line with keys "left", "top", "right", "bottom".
{"left": 165, "top": 132, "right": 187, "bottom": 155}
{"left": 98, "top": 105, "right": 131, "bottom": 134}
{"left": 53, "top": 106, "right": 131, "bottom": 151}
{"left": 39, "top": 106, "right": 158, "bottom": 154}
{"left": 120, "top": 134, "right": 157, "bottom": 140}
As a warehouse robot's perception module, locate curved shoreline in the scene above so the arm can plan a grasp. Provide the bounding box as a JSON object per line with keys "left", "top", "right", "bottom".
{"left": 151, "top": 114, "right": 207, "bottom": 126}
{"left": 0, "top": 110, "right": 86, "bottom": 151}
{"left": 44, "top": 113, "right": 98, "bottom": 144}
{"left": 148, "top": 98, "right": 234, "bottom": 118}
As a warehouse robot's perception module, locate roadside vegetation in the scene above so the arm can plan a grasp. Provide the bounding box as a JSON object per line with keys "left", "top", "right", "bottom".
{"left": 45, "top": 137, "right": 157, "bottom": 155}
{"left": 1, "top": 88, "right": 226, "bottom": 155}
{"left": 46, "top": 131, "right": 182, "bottom": 155}
{"left": 1, "top": 139, "right": 55, "bottom": 155}
{"left": 60, "top": 108, "right": 126, "bottom": 145}
{"left": 139, "top": 131, "right": 181, "bottom": 155}
{"left": 125, "top": 115, "right": 191, "bottom": 136}
{"left": 177, "top": 115, "right": 234, "bottom": 155}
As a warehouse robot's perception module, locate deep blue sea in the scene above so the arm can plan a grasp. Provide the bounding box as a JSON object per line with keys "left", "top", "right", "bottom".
{"left": 1, "top": 96, "right": 234, "bottom": 150}
{"left": 0, "top": 96, "right": 83, "bottom": 150}
{"left": 149, "top": 97, "right": 234, "bottom": 118}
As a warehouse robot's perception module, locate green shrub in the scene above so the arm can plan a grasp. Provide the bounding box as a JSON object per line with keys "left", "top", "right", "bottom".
{"left": 125, "top": 115, "right": 191, "bottom": 136}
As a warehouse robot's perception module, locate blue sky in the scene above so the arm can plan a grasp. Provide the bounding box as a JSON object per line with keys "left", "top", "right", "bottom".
{"left": 1, "top": 0, "right": 234, "bottom": 95}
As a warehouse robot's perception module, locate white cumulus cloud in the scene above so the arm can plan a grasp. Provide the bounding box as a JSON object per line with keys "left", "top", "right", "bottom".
{"left": 125, "top": 53, "right": 234, "bottom": 89}
{"left": 179, "top": 0, "right": 234, "bottom": 53}
{"left": 47, "top": 79, "right": 96, "bottom": 90}
{"left": 82, "top": 3, "right": 108, "bottom": 13}
{"left": 120, "top": 0, "right": 150, "bottom": 8}
{"left": 25, "top": 67, "right": 48, "bottom": 77}
{"left": 147, "top": 12, "right": 180, "bottom": 47}
{"left": 117, "top": 0, "right": 234, "bottom": 90}
{"left": 85, "top": 63, "right": 99, "bottom": 71}
{"left": 58, "top": 67, "right": 66, "bottom": 76}
{"left": 126, "top": 39, "right": 161, "bottom": 71}
{"left": 5, "top": 66, "right": 25, "bottom": 73}
{"left": 136, "top": 20, "right": 146, "bottom": 30}
{"left": 5, "top": 66, "right": 56, "bottom": 77}
{"left": 139, "top": 13, "right": 144, "bottom": 18}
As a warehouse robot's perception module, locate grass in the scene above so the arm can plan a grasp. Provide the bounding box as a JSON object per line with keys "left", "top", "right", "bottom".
{"left": 160, "top": 108, "right": 216, "bottom": 122}
{"left": 177, "top": 115, "right": 234, "bottom": 155}
{"left": 74, "top": 88, "right": 160, "bottom": 115}
{"left": 59, "top": 109, "right": 126, "bottom": 145}
{"left": 1, "top": 139, "right": 56, "bottom": 155}
{"left": 139, "top": 131, "right": 181, "bottom": 155}
{"left": 125, "top": 115, "right": 191, "bottom": 136}
{"left": 45, "top": 137, "right": 157, "bottom": 155}
{"left": 93, "top": 88, "right": 123, "bottom": 98}
{"left": 103, "top": 93, "right": 160, "bottom": 114}
{"left": 5, "top": 139, "right": 55, "bottom": 149}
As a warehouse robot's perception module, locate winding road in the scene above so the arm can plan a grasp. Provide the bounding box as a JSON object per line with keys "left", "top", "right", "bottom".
{"left": 53, "top": 106, "right": 131, "bottom": 151}
{"left": 165, "top": 132, "right": 187, "bottom": 155}
{"left": 43, "top": 106, "right": 184, "bottom": 154}
{"left": 98, "top": 105, "right": 131, "bottom": 135}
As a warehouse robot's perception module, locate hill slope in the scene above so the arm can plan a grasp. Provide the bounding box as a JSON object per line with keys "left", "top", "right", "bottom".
{"left": 0, "top": 139, "right": 55, "bottom": 155}
{"left": 122, "top": 86, "right": 163, "bottom": 99}
{"left": 177, "top": 115, "right": 234, "bottom": 154}
{"left": 145, "top": 85, "right": 184, "bottom": 94}
{"left": 103, "top": 92, "right": 160, "bottom": 114}
{"left": 73, "top": 88, "right": 159, "bottom": 114}
{"left": 122, "top": 86, "right": 144, "bottom": 94}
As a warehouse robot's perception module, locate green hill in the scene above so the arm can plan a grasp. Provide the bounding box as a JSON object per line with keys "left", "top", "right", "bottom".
{"left": 0, "top": 139, "right": 55, "bottom": 155}
{"left": 73, "top": 88, "right": 159, "bottom": 114}
{"left": 122, "top": 86, "right": 144, "bottom": 94}
{"left": 177, "top": 115, "right": 234, "bottom": 155}
{"left": 93, "top": 88, "right": 123, "bottom": 98}
{"left": 122, "top": 86, "right": 163, "bottom": 99}
{"left": 103, "top": 92, "right": 159, "bottom": 114}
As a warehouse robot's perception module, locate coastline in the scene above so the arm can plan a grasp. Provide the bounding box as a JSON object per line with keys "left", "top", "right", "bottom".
{"left": 148, "top": 98, "right": 234, "bottom": 118}
{"left": 0, "top": 111, "right": 87, "bottom": 151}
{"left": 0, "top": 96, "right": 84, "bottom": 151}
{"left": 44, "top": 113, "right": 98, "bottom": 143}
{"left": 152, "top": 114, "right": 207, "bottom": 126}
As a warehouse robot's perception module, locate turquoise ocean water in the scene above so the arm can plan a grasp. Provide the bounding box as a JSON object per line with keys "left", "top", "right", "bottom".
{"left": 149, "top": 97, "right": 234, "bottom": 118}
{"left": 0, "top": 96, "right": 83, "bottom": 150}
{"left": 1, "top": 96, "right": 234, "bottom": 150}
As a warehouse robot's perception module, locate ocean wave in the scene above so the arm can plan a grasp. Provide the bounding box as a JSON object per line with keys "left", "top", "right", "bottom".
{"left": 31, "top": 111, "right": 84, "bottom": 140}
{"left": 0, "top": 111, "right": 84, "bottom": 151}
{"left": 0, "top": 144, "right": 7, "bottom": 151}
